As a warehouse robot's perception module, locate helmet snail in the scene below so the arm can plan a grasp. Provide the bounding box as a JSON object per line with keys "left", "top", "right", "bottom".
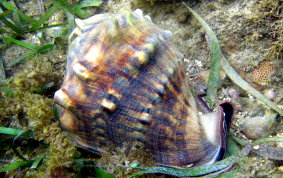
{"left": 54, "top": 9, "right": 232, "bottom": 168}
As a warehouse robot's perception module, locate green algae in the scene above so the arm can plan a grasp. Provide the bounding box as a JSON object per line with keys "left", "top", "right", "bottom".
{"left": 249, "top": 0, "right": 283, "bottom": 59}
{"left": 0, "top": 56, "right": 80, "bottom": 176}
{"left": 40, "top": 122, "right": 80, "bottom": 177}
{"left": 8, "top": 60, "right": 59, "bottom": 92}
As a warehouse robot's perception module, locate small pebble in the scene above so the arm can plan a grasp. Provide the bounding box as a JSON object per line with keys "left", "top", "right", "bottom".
{"left": 238, "top": 114, "right": 277, "bottom": 140}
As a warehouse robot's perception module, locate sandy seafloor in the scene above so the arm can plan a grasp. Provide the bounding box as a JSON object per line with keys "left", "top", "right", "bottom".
{"left": 0, "top": 0, "right": 283, "bottom": 177}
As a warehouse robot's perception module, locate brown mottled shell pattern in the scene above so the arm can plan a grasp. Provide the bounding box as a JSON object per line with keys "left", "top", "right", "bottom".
{"left": 54, "top": 9, "right": 225, "bottom": 168}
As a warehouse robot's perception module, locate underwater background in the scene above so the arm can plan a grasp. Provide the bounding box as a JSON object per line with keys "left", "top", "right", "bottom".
{"left": 0, "top": 0, "right": 282, "bottom": 177}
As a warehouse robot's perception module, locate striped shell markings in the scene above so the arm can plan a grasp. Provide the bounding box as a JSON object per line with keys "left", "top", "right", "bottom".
{"left": 54, "top": 9, "right": 229, "bottom": 168}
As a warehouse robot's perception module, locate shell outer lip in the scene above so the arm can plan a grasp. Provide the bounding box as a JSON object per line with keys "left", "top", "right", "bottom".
{"left": 195, "top": 95, "right": 234, "bottom": 162}
{"left": 196, "top": 97, "right": 234, "bottom": 164}
{"left": 218, "top": 102, "right": 234, "bottom": 160}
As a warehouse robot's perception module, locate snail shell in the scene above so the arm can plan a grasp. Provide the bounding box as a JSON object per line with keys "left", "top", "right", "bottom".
{"left": 54, "top": 9, "right": 229, "bottom": 168}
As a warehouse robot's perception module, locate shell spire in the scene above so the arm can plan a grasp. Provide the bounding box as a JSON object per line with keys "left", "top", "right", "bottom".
{"left": 54, "top": 9, "right": 231, "bottom": 168}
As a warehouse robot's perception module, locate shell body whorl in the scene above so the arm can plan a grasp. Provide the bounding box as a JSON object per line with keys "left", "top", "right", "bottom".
{"left": 54, "top": 9, "right": 227, "bottom": 168}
